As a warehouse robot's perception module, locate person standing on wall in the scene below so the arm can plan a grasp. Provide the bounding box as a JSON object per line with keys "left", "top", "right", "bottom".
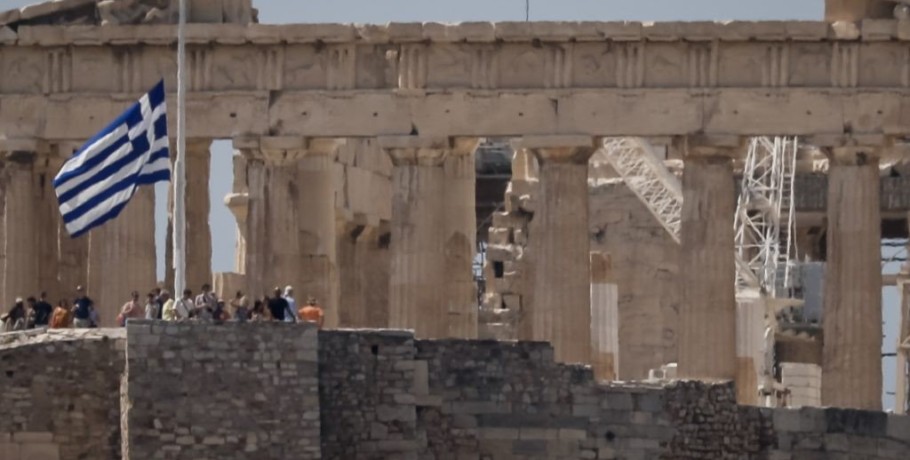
{"left": 299, "top": 297, "right": 325, "bottom": 329}
{"left": 283, "top": 286, "right": 299, "bottom": 323}
{"left": 267, "top": 287, "right": 290, "bottom": 322}
{"left": 32, "top": 292, "right": 54, "bottom": 328}
{"left": 72, "top": 286, "right": 94, "bottom": 329}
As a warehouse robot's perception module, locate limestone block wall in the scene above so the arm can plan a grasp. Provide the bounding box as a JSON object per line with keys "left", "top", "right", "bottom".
{"left": 0, "top": 329, "right": 125, "bottom": 460}
{"left": 317, "top": 330, "right": 418, "bottom": 460}
{"left": 120, "top": 321, "right": 321, "bottom": 460}
{"left": 1, "top": 326, "right": 909, "bottom": 459}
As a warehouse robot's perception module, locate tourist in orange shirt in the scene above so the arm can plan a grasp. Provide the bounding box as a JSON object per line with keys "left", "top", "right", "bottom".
{"left": 298, "top": 297, "right": 324, "bottom": 329}
{"left": 50, "top": 300, "right": 73, "bottom": 329}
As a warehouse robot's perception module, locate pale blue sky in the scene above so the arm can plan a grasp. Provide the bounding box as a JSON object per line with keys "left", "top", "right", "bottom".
{"left": 8, "top": 0, "right": 903, "bottom": 409}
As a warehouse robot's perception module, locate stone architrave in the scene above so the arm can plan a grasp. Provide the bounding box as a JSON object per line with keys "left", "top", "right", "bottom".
{"left": 677, "top": 138, "right": 738, "bottom": 381}
{"left": 444, "top": 139, "right": 480, "bottom": 339}
{"left": 380, "top": 136, "right": 450, "bottom": 339}
{"left": 3, "top": 150, "right": 38, "bottom": 304}
{"left": 518, "top": 135, "right": 596, "bottom": 365}
{"left": 822, "top": 146, "right": 883, "bottom": 410}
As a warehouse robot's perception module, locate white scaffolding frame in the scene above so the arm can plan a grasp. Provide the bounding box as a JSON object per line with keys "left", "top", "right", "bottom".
{"left": 601, "top": 137, "right": 683, "bottom": 243}
{"left": 733, "top": 137, "right": 799, "bottom": 298}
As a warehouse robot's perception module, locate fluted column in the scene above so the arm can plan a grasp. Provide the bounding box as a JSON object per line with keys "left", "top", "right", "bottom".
{"left": 520, "top": 136, "right": 596, "bottom": 364}
{"left": 238, "top": 145, "right": 267, "bottom": 299}
{"left": 677, "top": 139, "right": 737, "bottom": 381}
{"left": 186, "top": 139, "right": 212, "bottom": 292}
{"left": 591, "top": 252, "right": 619, "bottom": 381}
{"left": 822, "top": 147, "right": 882, "bottom": 410}
{"left": 296, "top": 141, "right": 339, "bottom": 327}
{"left": 55, "top": 143, "right": 88, "bottom": 302}
{"left": 444, "top": 140, "right": 479, "bottom": 338}
{"left": 261, "top": 148, "right": 305, "bottom": 298}
{"left": 381, "top": 137, "right": 449, "bottom": 338}
{"left": 34, "top": 154, "right": 63, "bottom": 301}
{"left": 3, "top": 151, "right": 38, "bottom": 304}
{"left": 87, "top": 185, "right": 156, "bottom": 326}
{"left": 224, "top": 153, "right": 250, "bottom": 274}
{"left": 338, "top": 222, "right": 393, "bottom": 328}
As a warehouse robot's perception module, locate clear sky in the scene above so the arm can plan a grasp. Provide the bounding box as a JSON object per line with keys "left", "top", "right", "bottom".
{"left": 7, "top": 0, "right": 904, "bottom": 410}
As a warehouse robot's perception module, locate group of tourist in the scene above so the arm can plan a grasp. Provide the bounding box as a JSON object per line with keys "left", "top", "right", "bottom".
{"left": 0, "top": 284, "right": 325, "bottom": 332}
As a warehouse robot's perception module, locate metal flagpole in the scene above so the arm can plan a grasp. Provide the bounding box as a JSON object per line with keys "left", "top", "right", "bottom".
{"left": 173, "top": 0, "right": 188, "bottom": 298}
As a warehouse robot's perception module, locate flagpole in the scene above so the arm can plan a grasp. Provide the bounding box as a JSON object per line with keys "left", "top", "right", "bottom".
{"left": 173, "top": 0, "right": 188, "bottom": 298}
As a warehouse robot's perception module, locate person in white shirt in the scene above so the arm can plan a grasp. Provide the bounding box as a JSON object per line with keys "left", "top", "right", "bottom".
{"left": 174, "top": 289, "right": 194, "bottom": 321}
{"left": 144, "top": 292, "right": 160, "bottom": 320}
{"left": 194, "top": 283, "right": 217, "bottom": 319}
{"left": 283, "top": 285, "right": 298, "bottom": 323}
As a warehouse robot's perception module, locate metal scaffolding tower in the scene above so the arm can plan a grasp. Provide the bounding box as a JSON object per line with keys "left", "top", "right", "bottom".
{"left": 733, "top": 137, "right": 799, "bottom": 298}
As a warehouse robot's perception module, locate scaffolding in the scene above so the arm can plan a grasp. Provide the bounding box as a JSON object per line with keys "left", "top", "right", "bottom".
{"left": 733, "top": 137, "right": 799, "bottom": 298}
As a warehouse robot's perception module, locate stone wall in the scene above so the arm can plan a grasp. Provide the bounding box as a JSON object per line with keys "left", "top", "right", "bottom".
{"left": 121, "top": 321, "right": 321, "bottom": 460}
{"left": 0, "top": 329, "right": 125, "bottom": 460}
{"left": 318, "top": 330, "right": 419, "bottom": 460}
{"left": 1, "top": 326, "right": 909, "bottom": 459}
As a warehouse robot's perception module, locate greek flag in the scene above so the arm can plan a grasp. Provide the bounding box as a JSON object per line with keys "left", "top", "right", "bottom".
{"left": 55, "top": 80, "right": 171, "bottom": 238}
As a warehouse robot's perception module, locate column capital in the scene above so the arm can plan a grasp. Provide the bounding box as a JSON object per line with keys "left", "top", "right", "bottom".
{"left": 511, "top": 135, "right": 597, "bottom": 164}
{"left": 379, "top": 136, "right": 453, "bottom": 167}
{"left": 674, "top": 135, "right": 747, "bottom": 159}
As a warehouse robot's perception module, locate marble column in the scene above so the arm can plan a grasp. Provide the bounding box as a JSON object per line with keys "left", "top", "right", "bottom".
{"left": 224, "top": 153, "right": 250, "bottom": 274}
{"left": 3, "top": 151, "right": 38, "bottom": 304}
{"left": 34, "top": 153, "right": 64, "bottom": 302}
{"left": 444, "top": 140, "right": 479, "bottom": 339}
{"left": 55, "top": 143, "right": 88, "bottom": 303}
{"left": 87, "top": 185, "right": 156, "bottom": 326}
{"left": 337, "top": 221, "right": 364, "bottom": 328}
{"left": 677, "top": 142, "right": 737, "bottom": 381}
{"left": 338, "top": 222, "right": 392, "bottom": 329}
{"left": 186, "top": 139, "right": 212, "bottom": 292}
{"left": 590, "top": 251, "right": 619, "bottom": 381}
{"left": 380, "top": 136, "right": 448, "bottom": 338}
{"left": 260, "top": 148, "right": 305, "bottom": 299}
{"left": 240, "top": 147, "right": 268, "bottom": 299}
{"left": 296, "top": 141, "right": 339, "bottom": 327}
{"left": 519, "top": 136, "right": 596, "bottom": 364}
{"left": 822, "top": 147, "right": 882, "bottom": 410}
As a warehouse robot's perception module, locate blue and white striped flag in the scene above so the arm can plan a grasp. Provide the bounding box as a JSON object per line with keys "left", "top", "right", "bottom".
{"left": 55, "top": 80, "right": 171, "bottom": 237}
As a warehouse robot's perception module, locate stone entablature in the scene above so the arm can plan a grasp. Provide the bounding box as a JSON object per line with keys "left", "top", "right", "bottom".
{"left": 5, "top": 22, "right": 910, "bottom": 140}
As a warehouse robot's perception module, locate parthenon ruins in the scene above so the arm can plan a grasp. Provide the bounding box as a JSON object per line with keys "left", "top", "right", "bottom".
{"left": 2, "top": 0, "right": 910, "bottom": 436}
